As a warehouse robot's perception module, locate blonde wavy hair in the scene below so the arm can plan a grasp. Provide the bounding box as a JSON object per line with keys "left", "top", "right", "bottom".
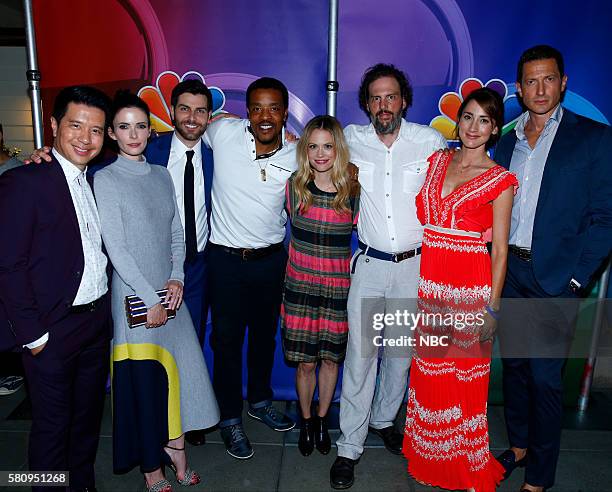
{"left": 294, "top": 115, "right": 351, "bottom": 214}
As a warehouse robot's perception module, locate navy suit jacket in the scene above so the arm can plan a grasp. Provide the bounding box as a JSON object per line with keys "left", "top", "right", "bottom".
{"left": 494, "top": 109, "right": 612, "bottom": 295}
{"left": 144, "top": 132, "right": 214, "bottom": 221}
{"left": 0, "top": 157, "right": 110, "bottom": 350}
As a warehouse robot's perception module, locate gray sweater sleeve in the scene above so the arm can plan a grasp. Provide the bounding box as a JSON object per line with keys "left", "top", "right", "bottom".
{"left": 166, "top": 173, "right": 186, "bottom": 283}
{"left": 94, "top": 170, "right": 160, "bottom": 308}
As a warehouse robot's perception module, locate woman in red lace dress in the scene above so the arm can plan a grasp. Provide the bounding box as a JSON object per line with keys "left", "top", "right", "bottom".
{"left": 403, "top": 88, "right": 517, "bottom": 492}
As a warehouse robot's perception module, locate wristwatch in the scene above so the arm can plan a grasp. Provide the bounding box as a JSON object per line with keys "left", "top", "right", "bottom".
{"left": 569, "top": 278, "right": 582, "bottom": 295}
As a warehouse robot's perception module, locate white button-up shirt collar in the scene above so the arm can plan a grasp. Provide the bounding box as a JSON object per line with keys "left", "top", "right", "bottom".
{"left": 166, "top": 132, "right": 208, "bottom": 253}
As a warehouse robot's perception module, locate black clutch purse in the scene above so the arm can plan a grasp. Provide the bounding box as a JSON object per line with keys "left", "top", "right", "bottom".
{"left": 124, "top": 289, "right": 176, "bottom": 328}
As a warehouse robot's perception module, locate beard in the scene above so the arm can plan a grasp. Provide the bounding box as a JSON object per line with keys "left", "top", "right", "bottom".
{"left": 174, "top": 120, "right": 205, "bottom": 141}
{"left": 371, "top": 110, "right": 402, "bottom": 135}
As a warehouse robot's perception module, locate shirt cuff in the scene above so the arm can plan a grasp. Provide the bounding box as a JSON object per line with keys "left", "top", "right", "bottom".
{"left": 24, "top": 332, "right": 49, "bottom": 349}
{"left": 571, "top": 278, "right": 582, "bottom": 288}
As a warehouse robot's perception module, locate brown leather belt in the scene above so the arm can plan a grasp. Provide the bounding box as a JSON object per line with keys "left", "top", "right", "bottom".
{"left": 210, "top": 242, "right": 284, "bottom": 261}
{"left": 509, "top": 244, "right": 532, "bottom": 261}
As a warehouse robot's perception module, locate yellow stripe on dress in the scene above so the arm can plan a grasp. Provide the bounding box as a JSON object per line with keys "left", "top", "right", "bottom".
{"left": 113, "top": 343, "right": 183, "bottom": 439}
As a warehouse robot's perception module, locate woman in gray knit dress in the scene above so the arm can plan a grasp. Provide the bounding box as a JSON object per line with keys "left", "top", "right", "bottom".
{"left": 94, "top": 92, "right": 219, "bottom": 492}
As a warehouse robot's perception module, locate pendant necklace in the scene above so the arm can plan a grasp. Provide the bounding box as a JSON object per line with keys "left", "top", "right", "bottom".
{"left": 258, "top": 159, "right": 269, "bottom": 182}
{"left": 256, "top": 147, "right": 281, "bottom": 182}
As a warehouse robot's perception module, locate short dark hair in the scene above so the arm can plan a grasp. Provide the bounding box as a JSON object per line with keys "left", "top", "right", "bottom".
{"left": 517, "top": 44, "right": 565, "bottom": 82}
{"left": 358, "top": 63, "right": 413, "bottom": 118}
{"left": 52, "top": 85, "right": 111, "bottom": 127}
{"left": 455, "top": 87, "right": 504, "bottom": 150}
{"left": 170, "top": 79, "right": 213, "bottom": 110}
{"left": 246, "top": 77, "right": 289, "bottom": 108}
{"left": 109, "top": 90, "right": 150, "bottom": 129}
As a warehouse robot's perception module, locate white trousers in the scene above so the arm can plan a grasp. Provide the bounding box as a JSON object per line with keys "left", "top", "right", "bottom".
{"left": 336, "top": 250, "right": 420, "bottom": 460}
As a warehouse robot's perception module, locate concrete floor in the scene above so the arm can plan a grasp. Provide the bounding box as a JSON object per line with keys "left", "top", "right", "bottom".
{"left": 0, "top": 387, "right": 611, "bottom": 492}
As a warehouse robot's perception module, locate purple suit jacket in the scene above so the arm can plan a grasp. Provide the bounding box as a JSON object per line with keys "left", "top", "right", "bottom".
{"left": 0, "top": 156, "right": 110, "bottom": 350}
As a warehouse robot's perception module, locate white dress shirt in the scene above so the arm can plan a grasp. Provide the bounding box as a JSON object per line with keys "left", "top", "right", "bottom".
{"left": 345, "top": 120, "right": 446, "bottom": 253}
{"left": 26, "top": 150, "right": 108, "bottom": 349}
{"left": 166, "top": 133, "right": 209, "bottom": 252}
{"left": 203, "top": 119, "right": 297, "bottom": 248}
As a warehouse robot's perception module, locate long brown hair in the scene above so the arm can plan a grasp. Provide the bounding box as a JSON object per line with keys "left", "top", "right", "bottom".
{"left": 294, "top": 115, "right": 351, "bottom": 214}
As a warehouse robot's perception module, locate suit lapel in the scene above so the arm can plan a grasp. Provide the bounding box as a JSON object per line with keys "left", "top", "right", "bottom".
{"left": 145, "top": 132, "right": 173, "bottom": 167}
{"left": 49, "top": 156, "right": 81, "bottom": 237}
{"left": 200, "top": 141, "right": 213, "bottom": 217}
{"left": 533, "top": 110, "right": 578, "bottom": 230}
{"left": 493, "top": 131, "right": 517, "bottom": 169}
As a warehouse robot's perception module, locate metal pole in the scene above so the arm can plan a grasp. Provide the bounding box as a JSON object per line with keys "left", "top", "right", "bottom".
{"left": 23, "top": 0, "right": 44, "bottom": 149}
{"left": 326, "top": 0, "right": 339, "bottom": 117}
{"left": 577, "top": 260, "right": 611, "bottom": 412}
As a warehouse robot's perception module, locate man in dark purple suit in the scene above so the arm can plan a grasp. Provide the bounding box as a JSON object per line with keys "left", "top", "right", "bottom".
{"left": 0, "top": 86, "right": 112, "bottom": 492}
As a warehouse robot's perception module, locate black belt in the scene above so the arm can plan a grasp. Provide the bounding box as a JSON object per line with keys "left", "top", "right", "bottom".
{"left": 210, "top": 242, "right": 284, "bottom": 261}
{"left": 509, "top": 244, "right": 532, "bottom": 261}
{"left": 358, "top": 240, "right": 422, "bottom": 263}
{"left": 70, "top": 295, "right": 104, "bottom": 314}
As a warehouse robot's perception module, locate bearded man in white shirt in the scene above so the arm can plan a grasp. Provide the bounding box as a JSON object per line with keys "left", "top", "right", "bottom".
{"left": 330, "top": 64, "right": 446, "bottom": 489}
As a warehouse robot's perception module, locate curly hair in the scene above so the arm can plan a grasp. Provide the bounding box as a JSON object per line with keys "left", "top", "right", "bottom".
{"left": 358, "top": 63, "right": 413, "bottom": 118}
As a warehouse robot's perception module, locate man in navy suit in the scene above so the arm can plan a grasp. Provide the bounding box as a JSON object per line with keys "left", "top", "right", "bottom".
{"left": 144, "top": 79, "right": 214, "bottom": 446}
{"left": 494, "top": 45, "right": 612, "bottom": 492}
{"left": 0, "top": 86, "right": 112, "bottom": 491}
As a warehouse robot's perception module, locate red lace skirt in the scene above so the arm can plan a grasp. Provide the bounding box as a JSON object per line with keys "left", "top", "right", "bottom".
{"left": 402, "top": 226, "right": 504, "bottom": 491}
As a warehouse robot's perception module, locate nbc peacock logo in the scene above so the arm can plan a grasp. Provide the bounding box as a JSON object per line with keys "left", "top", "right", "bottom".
{"left": 138, "top": 71, "right": 227, "bottom": 133}
{"left": 429, "top": 78, "right": 523, "bottom": 143}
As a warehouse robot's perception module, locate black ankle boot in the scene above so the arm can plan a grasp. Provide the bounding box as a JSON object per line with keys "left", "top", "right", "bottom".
{"left": 298, "top": 417, "right": 315, "bottom": 456}
{"left": 315, "top": 415, "right": 331, "bottom": 455}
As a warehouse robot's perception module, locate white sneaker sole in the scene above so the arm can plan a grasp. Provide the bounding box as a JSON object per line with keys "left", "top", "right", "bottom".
{"left": 226, "top": 447, "right": 254, "bottom": 460}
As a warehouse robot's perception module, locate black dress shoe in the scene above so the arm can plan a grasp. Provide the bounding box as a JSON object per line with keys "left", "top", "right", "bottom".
{"left": 330, "top": 456, "right": 357, "bottom": 490}
{"left": 185, "top": 429, "right": 206, "bottom": 446}
{"left": 298, "top": 417, "right": 315, "bottom": 456}
{"left": 496, "top": 449, "right": 527, "bottom": 480}
{"left": 315, "top": 415, "right": 331, "bottom": 455}
{"left": 368, "top": 425, "right": 403, "bottom": 455}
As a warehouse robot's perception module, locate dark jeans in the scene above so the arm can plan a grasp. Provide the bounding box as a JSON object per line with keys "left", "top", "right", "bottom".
{"left": 22, "top": 296, "right": 110, "bottom": 491}
{"left": 208, "top": 245, "right": 287, "bottom": 425}
{"left": 499, "top": 253, "right": 578, "bottom": 489}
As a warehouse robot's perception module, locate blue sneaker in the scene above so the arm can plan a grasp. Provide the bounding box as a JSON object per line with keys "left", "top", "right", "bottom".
{"left": 0, "top": 376, "right": 24, "bottom": 395}
{"left": 220, "top": 424, "right": 254, "bottom": 460}
{"left": 247, "top": 403, "right": 295, "bottom": 432}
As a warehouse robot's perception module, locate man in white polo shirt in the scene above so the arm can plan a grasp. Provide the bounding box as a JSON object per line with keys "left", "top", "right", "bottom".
{"left": 330, "top": 63, "right": 446, "bottom": 489}
{"left": 203, "top": 77, "right": 297, "bottom": 459}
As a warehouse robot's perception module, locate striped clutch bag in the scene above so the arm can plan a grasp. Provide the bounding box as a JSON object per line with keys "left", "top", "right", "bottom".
{"left": 124, "top": 289, "right": 176, "bottom": 328}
